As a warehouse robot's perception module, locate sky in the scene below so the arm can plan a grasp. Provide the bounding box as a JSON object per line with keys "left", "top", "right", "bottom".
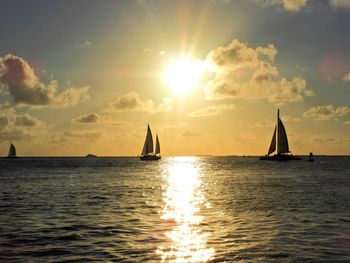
{"left": 0, "top": 0, "right": 350, "bottom": 156}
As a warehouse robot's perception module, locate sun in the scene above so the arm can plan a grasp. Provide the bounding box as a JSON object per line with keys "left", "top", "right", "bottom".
{"left": 165, "top": 58, "right": 207, "bottom": 95}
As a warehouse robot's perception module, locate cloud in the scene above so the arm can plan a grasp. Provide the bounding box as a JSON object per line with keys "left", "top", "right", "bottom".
{"left": 81, "top": 40, "right": 93, "bottom": 48}
{"left": 187, "top": 104, "right": 235, "bottom": 117}
{"left": 181, "top": 130, "right": 202, "bottom": 138}
{"left": 330, "top": 0, "right": 350, "bottom": 9}
{"left": 15, "top": 113, "right": 42, "bottom": 127}
{"left": 0, "top": 54, "right": 90, "bottom": 108}
{"left": 261, "top": 0, "right": 309, "bottom": 12}
{"left": 281, "top": 0, "right": 309, "bottom": 11}
{"left": 72, "top": 113, "right": 99, "bottom": 124}
{"left": 204, "top": 39, "right": 313, "bottom": 105}
{"left": 0, "top": 116, "right": 8, "bottom": 129}
{"left": 303, "top": 104, "right": 350, "bottom": 120}
{"left": 312, "top": 137, "right": 346, "bottom": 144}
{"left": 72, "top": 113, "right": 128, "bottom": 127}
{"left": 343, "top": 72, "right": 350, "bottom": 81}
{"left": 106, "top": 92, "right": 172, "bottom": 113}
{"left": 255, "top": 119, "right": 274, "bottom": 127}
{"left": 0, "top": 126, "right": 31, "bottom": 140}
{"left": 50, "top": 130, "right": 102, "bottom": 144}
{"left": 206, "top": 39, "right": 276, "bottom": 71}
{"left": 281, "top": 115, "right": 301, "bottom": 122}
{"left": 263, "top": 0, "right": 350, "bottom": 11}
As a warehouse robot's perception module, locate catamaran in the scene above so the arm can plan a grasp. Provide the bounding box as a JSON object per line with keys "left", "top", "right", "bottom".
{"left": 260, "top": 109, "right": 301, "bottom": 161}
{"left": 140, "top": 124, "right": 161, "bottom": 161}
{"left": 7, "top": 141, "right": 18, "bottom": 159}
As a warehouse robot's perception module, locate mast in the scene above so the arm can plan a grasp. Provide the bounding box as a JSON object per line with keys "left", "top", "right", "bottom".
{"left": 277, "top": 109, "right": 280, "bottom": 155}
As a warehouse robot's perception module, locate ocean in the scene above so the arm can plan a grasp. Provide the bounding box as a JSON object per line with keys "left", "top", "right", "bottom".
{"left": 0, "top": 156, "right": 349, "bottom": 262}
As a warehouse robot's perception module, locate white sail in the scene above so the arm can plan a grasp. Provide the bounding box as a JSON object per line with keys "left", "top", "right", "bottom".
{"left": 141, "top": 125, "right": 154, "bottom": 156}
{"left": 8, "top": 143, "right": 17, "bottom": 157}
{"left": 277, "top": 118, "right": 289, "bottom": 154}
{"left": 155, "top": 134, "right": 160, "bottom": 154}
{"left": 268, "top": 127, "right": 276, "bottom": 155}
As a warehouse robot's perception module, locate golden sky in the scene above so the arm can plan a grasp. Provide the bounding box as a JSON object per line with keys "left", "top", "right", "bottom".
{"left": 0, "top": 0, "right": 350, "bottom": 156}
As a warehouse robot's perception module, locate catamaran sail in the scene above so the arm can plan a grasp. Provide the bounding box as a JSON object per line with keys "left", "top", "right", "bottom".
{"left": 140, "top": 125, "right": 161, "bottom": 160}
{"left": 268, "top": 127, "right": 276, "bottom": 155}
{"left": 155, "top": 134, "right": 160, "bottom": 154}
{"left": 8, "top": 142, "right": 17, "bottom": 158}
{"left": 277, "top": 117, "right": 289, "bottom": 154}
{"left": 267, "top": 109, "right": 290, "bottom": 155}
{"left": 261, "top": 109, "right": 300, "bottom": 161}
{"left": 141, "top": 125, "right": 154, "bottom": 156}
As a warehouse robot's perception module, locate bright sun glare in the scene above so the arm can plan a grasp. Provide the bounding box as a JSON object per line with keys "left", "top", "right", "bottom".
{"left": 165, "top": 58, "right": 207, "bottom": 95}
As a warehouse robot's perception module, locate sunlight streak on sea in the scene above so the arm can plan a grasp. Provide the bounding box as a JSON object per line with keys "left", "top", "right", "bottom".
{"left": 156, "top": 157, "right": 215, "bottom": 262}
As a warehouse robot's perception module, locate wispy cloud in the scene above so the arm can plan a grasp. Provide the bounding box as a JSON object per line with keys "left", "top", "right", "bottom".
{"left": 312, "top": 136, "right": 346, "bottom": 144}
{"left": 187, "top": 104, "right": 235, "bottom": 118}
{"left": 81, "top": 40, "right": 93, "bottom": 48}
{"left": 105, "top": 92, "right": 172, "bottom": 113}
{"left": 255, "top": 119, "right": 274, "bottom": 127}
{"left": 330, "top": 0, "right": 350, "bottom": 9}
{"left": 303, "top": 104, "right": 350, "bottom": 120}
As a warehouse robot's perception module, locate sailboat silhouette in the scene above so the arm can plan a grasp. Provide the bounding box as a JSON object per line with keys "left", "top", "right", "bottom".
{"left": 140, "top": 124, "right": 161, "bottom": 161}
{"left": 7, "top": 141, "right": 18, "bottom": 159}
{"left": 260, "top": 109, "right": 301, "bottom": 161}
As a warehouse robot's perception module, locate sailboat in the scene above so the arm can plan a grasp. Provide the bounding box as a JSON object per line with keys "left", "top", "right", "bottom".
{"left": 140, "top": 124, "right": 161, "bottom": 161}
{"left": 7, "top": 141, "right": 18, "bottom": 159}
{"left": 260, "top": 109, "right": 301, "bottom": 161}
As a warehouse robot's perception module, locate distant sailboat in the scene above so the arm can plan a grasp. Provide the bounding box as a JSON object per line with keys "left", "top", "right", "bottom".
{"left": 7, "top": 141, "right": 18, "bottom": 159}
{"left": 140, "top": 124, "right": 161, "bottom": 161}
{"left": 260, "top": 109, "right": 301, "bottom": 161}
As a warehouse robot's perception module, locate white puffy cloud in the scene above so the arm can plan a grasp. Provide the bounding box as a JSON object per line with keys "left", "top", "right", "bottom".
{"left": 204, "top": 39, "right": 313, "bottom": 105}
{"left": 206, "top": 39, "right": 276, "bottom": 72}
{"left": 0, "top": 54, "right": 90, "bottom": 108}
{"left": 303, "top": 104, "right": 350, "bottom": 120}
{"left": 187, "top": 104, "right": 235, "bottom": 117}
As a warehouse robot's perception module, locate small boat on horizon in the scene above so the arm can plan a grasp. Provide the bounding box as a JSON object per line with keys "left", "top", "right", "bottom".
{"left": 140, "top": 124, "right": 161, "bottom": 161}
{"left": 260, "top": 109, "right": 301, "bottom": 161}
{"left": 7, "top": 141, "right": 18, "bottom": 159}
{"left": 85, "top": 153, "right": 98, "bottom": 158}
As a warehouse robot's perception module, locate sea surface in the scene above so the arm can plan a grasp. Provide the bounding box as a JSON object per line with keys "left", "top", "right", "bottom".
{"left": 0, "top": 156, "right": 349, "bottom": 262}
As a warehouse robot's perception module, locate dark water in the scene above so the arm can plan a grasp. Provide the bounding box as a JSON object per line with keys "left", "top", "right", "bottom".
{"left": 0, "top": 156, "right": 349, "bottom": 262}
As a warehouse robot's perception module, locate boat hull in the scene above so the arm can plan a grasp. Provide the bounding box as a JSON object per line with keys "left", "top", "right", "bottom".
{"left": 259, "top": 154, "right": 301, "bottom": 161}
{"left": 140, "top": 155, "right": 161, "bottom": 161}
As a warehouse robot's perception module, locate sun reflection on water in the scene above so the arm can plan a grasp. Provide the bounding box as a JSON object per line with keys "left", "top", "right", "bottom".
{"left": 157, "top": 157, "right": 215, "bottom": 262}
